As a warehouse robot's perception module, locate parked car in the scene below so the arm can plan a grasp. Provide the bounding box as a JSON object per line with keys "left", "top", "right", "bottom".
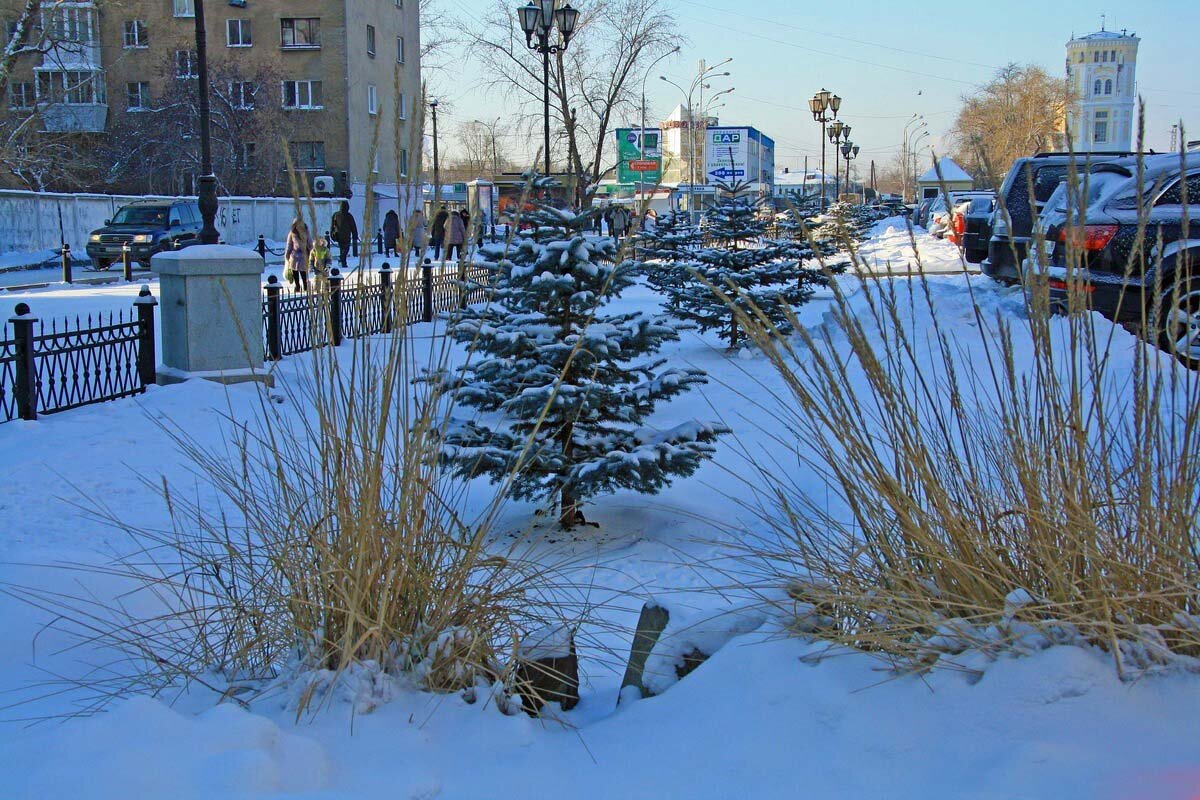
{"left": 85, "top": 200, "right": 203, "bottom": 269}
{"left": 983, "top": 151, "right": 1135, "bottom": 284}
{"left": 958, "top": 195, "right": 997, "bottom": 263}
{"left": 915, "top": 197, "right": 937, "bottom": 228}
{"left": 926, "top": 191, "right": 993, "bottom": 239}
{"left": 1039, "top": 152, "right": 1200, "bottom": 365}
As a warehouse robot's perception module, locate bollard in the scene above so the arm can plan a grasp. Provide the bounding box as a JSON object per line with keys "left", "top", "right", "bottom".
{"left": 421, "top": 261, "right": 434, "bottom": 323}
{"left": 265, "top": 275, "right": 282, "bottom": 361}
{"left": 458, "top": 259, "right": 468, "bottom": 310}
{"left": 134, "top": 285, "right": 158, "bottom": 388}
{"left": 376, "top": 229, "right": 384, "bottom": 255}
{"left": 255, "top": 234, "right": 268, "bottom": 262}
{"left": 10, "top": 302, "right": 37, "bottom": 420}
{"left": 122, "top": 242, "right": 133, "bottom": 282}
{"left": 379, "top": 262, "right": 393, "bottom": 334}
{"left": 328, "top": 268, "right": 343, "bottom": 346}
{"left": 351, "top": 230, "right": 359, "bottom": 258}
{"left": 60, "top": 243, "right": 72, "bottom": 284}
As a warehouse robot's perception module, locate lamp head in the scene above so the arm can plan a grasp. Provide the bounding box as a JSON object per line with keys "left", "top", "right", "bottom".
{"left": 818, "top": 89, "right": 831, "bottom": 107}
{"left": 538, "top": 0, "right": 556, "bottom": 31}
{"left": 841, "top": 124, "right": 852, "bottom": 140}
{"left": 829, "top": 93, "right": 842, "bottom": 114}
{"left": 852, "top": 145, "right": 860, "bottom": 157}
{"left": 518, "top": 3, "right": 540, "bottom": 38}
{"left": 808, "top": 96, "right": 821, "bottom": 117}
{"left": 829, "top": 120, "right": 844, "bottom": 140}
{"left": 555, "top": 3, "right": 579, "bottom": 41}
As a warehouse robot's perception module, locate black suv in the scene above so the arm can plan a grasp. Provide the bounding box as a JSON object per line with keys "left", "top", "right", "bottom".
{"left": 85, "top": 200, "right": 203, "bottom": 269}
{"left": 1042, "top": 152, "right": 1200, "bottom": 365}
{"left": 983, "top": 152, "right": 1134, "bottom": 283}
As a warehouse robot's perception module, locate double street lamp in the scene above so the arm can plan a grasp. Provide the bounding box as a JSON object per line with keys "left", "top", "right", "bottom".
{"left": 828, "top": 119, "right": 852, "bottom": 199}
{"left": 517, "top": 0, "right": 580, "bottom": 177}
{"left": 809, "top": 89, "right": 841, "bottom": 211}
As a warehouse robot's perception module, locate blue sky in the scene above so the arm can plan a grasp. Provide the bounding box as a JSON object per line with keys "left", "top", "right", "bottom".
{"left": 433, "top": 0, "right": 1200, "bottom": 172}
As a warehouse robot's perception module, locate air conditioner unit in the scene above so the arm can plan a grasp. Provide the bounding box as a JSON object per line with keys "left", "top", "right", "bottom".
{"left": 313, "top": 175, "right": 335, "bottom": 195}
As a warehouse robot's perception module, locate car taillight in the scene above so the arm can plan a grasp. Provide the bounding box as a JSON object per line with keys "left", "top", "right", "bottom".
{"left": 1047, "top": 278, "right": 1095, "bottom": 293}
{"left": 1057, "top": 224, "right": 1118, "bottom": 251}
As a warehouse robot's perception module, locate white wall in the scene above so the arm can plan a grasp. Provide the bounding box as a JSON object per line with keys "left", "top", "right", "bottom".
{"left": 0, "top": 190, "right": 345, "bottom": 254}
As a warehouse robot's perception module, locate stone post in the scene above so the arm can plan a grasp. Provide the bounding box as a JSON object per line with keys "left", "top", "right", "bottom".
{"left": 153, "top": 244, "right": 272, "bottom": 386}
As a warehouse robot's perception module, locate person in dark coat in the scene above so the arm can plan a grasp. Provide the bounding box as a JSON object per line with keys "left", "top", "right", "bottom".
{"left": 430, "top": 206, "right": 450, "bottom": 261}
{"left": 330, "top": 200, "right": 358, "bottom": 269}
{"left": 382, "top": 209, "right": 400, "bottom": 257}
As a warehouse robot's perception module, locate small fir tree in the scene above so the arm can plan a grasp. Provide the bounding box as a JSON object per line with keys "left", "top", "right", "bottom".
{"left": 662, "top": 184, "right": 828, "bottom": 348}
{"left": 443, "top": 179, "right": 729, "bottom": 530}
{"left": 635, "top": 209, "right": 703, "bottom": 298}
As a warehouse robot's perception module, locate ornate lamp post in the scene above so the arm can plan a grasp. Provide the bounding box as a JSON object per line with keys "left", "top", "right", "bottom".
{"left": 517, "top": 0, "right": 579, "bottom": 177}
{"left": 193, "top": 0, "right": 218, "bottom": 244}
{"left": 828, "top": 120, "right": 851, "bottom": 200}
{"left": 842, "top": 141, "right": 859, "bottom": 200}
{"left": 430, "top": 98, "right": 440, "bottom": 211}
{"left": 808, "top": 89, "right": 840, "bottom": 211}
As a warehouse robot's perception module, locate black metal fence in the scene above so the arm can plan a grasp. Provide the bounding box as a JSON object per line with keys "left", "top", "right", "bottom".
{"left": 263, "top": 262, "right": 493, "bottom": 360}
{"left": 0, "top": 286, "right": 158, "bottom": 423}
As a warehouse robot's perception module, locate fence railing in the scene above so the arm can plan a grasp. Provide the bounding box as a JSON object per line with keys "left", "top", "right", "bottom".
{"left": 263, "top": 262, "right": 493, "bottom": 360}
{"left": 1, "top": 286, "right": 157, "bottom": 423}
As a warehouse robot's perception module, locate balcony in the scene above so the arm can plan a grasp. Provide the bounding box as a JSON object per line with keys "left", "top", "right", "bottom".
{"left": 40, "top": 102, "right": 108, "bottom": 133}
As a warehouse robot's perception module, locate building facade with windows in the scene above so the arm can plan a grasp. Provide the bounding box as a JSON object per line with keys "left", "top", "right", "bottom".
{"left": 1, "top": 0, "right": 420, "bottom": 199}
{"left": 1065, "top": 27, "right": 1139, "bottom": 152}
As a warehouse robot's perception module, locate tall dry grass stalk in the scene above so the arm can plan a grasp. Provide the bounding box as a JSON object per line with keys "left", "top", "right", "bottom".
{"left": 3, "top": 86, "right": 603, "bottom": 721}
{"left": 713, "top": 152, "right": 1200, "bottom": 678}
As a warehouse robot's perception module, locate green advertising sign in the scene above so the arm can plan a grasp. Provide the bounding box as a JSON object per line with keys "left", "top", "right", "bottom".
{"left": 616, "top": 128, "right": 662, "bottom": 186}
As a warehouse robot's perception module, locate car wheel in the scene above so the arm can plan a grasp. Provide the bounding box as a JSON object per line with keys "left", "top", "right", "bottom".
{"left": 1158, "top": 277, "right": 1200, "bottom": 368}
{"left": 91, "top": 257, "right": 111, "bottom": 271}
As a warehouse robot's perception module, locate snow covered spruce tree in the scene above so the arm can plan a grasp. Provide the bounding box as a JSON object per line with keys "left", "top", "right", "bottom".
{"left": 662, "top": 183, "right": 828, "bottom": 349}
{"left": 442, "top": 178, "right": 729, "bottom": 530}
{"left": 635, "top": 209, "right": 703, "bottom": 300}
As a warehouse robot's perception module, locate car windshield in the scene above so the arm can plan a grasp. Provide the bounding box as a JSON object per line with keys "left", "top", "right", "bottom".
{"left": 969, "top": 197, "right": 994, "bottom": 213}
{"left": 111, "top": 206, "right": 169, "bottom": 225}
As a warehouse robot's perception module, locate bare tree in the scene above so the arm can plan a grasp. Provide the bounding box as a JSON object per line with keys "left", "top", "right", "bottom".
{"left": 951, "top": 63, "right": 1074, "bottom": 185}
{"left": 455, "top": 119, "right": 506, "bottom": 176}
{"left": 97, "top": 55, "right": 299, "bottom": 196}
{"left": 467, "top": 0, "right": 681, "bottom": 205}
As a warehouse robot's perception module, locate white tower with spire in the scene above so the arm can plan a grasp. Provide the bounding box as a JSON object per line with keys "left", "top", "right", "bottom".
{"left": 1065, "top": 22, "right": 1139, "bottom": 152}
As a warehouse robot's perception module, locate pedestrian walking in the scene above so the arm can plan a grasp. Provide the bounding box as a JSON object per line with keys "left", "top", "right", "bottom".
{"left": 444, "top": 207, "right": 467, "bottom": 262}
{"left": 408, "top": 209, "right": 428, "bottom": 267}
{"left": 284, "top": 217, "right": 312, "bottom": 293}
{"left": 309, "top": 236, "right": 332, "bottom": 290}
{"left": 330, "top": 200, "right": 358, "bottom": 269}
{"left": 382, "top": 209, "right": 400, "bottom": 257}
{"left": 611, "top": 205, "right": 628, "bottom": 241}
{"left": 430, "top": 206, "right": 449, "bottom": 261}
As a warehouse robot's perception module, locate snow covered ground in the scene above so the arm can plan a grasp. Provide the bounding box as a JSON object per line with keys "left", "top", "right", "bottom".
{"left": 854, "top": 217, "right": 976, "bottom": 276}
{"left": 0, "top": 224, "right": 1197, "bottom": 799}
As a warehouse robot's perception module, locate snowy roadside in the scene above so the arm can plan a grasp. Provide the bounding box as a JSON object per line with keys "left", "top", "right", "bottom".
{"left": 0, "top": 223, "right": 1197, "bottom": 799}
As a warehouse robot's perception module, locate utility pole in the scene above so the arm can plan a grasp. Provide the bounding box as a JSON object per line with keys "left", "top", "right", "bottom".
{"left": 430, "top": 99, "right": 440, "bottom": 213}
{"left": 1170, "top": 123, "right": 1179, "bottom": 153}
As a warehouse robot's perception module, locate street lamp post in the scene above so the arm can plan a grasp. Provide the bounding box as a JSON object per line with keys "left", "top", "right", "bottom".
{"left": 661, "top": 60, "right": 731, "bottom": 221}
{"left": 517, "top": 1, "right": 579, "bottom": 177}
{"left": 809, "top": 89, "right": 840, "bottom": 211}
{"left": 911, "top": 130, "right": 930, "bottom": 198}
{"left": 901, "top": 114, "right": 924, "bottom": 202}
{"left": 193, "top": 0, "right": 218, "bottom": 244}
{"left": 638, "top": 46, "right": 681, "bottom": 216}
{"left": 842, "top": 141, "right": 859, "bottom": 200}
{"left": 430, "top": 98, "right": 440, "bottom": 213}
{"left": 828, "top": 120, "right": 850, "bottom": 200}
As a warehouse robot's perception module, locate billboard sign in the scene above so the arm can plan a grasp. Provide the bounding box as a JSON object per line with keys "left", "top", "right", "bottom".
{"left": 705, "top": 129, "right": 748, "bottom": 184}
{"left": 617, "top": 128, "right": 662, "bottom": 184}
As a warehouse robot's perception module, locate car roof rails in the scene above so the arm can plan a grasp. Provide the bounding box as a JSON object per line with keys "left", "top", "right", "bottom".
{"left": 1031, "top": 150, "right": 1148, "bottom": 158}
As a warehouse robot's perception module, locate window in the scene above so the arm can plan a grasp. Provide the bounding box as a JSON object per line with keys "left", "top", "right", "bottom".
{"left": 373, "top": 150, "right": 380, "bottom": 174}
{"left": 241, "top": 142, "right": 256, "bottom": 170}
{"left": 280, "top": 18, "right": 320, "bottom": 48}
{"left": 1093, "top": 51, "right": 1099, "bottom": 63}
{"left": 1104, "top": 79, "right": 1113, "bottom": 95}
{"left": 1093, "top": 111, "right": 1108, "bottom": 144}
{"left": 1094, "top": 79, "right": 1102, "bottom": 96}
{"left": 398, "top": 92, "right": 406, "bottom": 120}
{"left": 289, "top": 140, "right": 326, "bottom": 170}
{"left": 230, "top": 81, "right": 255, "bottom": 109}
{"left": 37, "top": 71, "right": 102, "bottom": 104}
{"left": 366, "top": 24, "right": 375, "bottom": 57}
{"left": 123, "top": 20, "right": 148, "bottom": 48}
{"left": 282, "top": 79, "right": 322, "bottom": 109}
{"left": 226, "top": 18, "right": 251, "bottom": 47}
{"left": 46, "top": 6, "right": 93, "bottom": 43}
{"left": 399, "top": 147, "right": 408, "bottom": 177}
{"left": 175, "top": 49, "right": 198, "bottom": 79}
{"left": 395, "top": 0, "right": 403, "bottom": 7}
{"left": 368, "top": 84, "right": 377, "bottom": 115}
{"left": 173, "top": 0, "right": 194, "bottom": 19}
{"left": 9, "top": 81, "right": 33, "bottom": 109}
{"left": 1155, "top": 174, "right": 1200, "bottom": 207}
{"left": 396, "top": 36, "right": 404, "bottom": 63}
{"left": 127, "top": 81, "right": 149, "bottom": 110}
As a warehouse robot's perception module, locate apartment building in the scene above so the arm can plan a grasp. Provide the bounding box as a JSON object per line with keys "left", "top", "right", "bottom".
{"left": 1, "top": 0, "right": 421, "bottom": 199}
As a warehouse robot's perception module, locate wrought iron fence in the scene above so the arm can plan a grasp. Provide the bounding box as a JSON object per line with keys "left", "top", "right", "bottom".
{"left": 263, "top": 262, "right": 496, "bottom": 360}
{"left": 1, "top": 286, "right": 157, "bottom": 424}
